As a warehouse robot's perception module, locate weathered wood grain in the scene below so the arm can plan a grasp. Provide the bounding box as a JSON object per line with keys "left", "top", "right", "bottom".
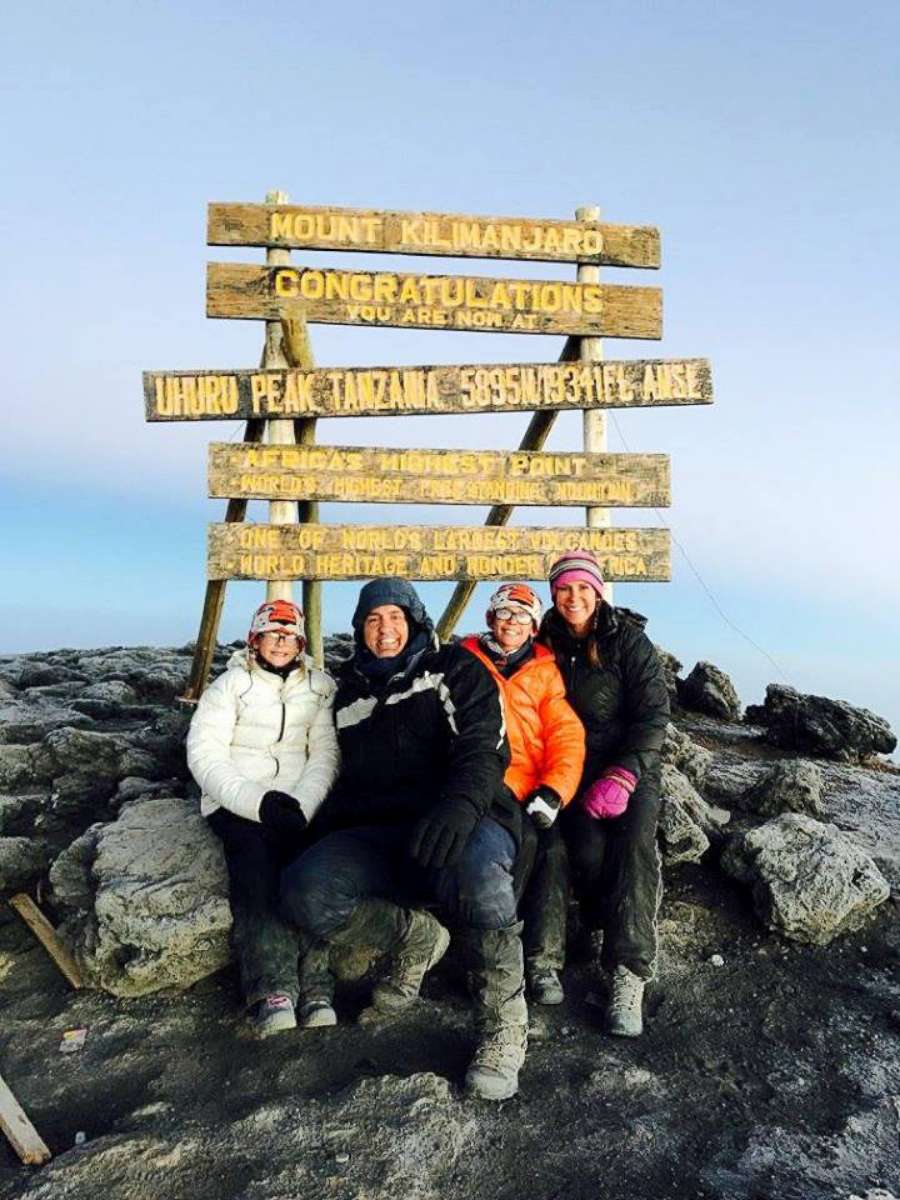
{"left": 206, "top": 263, "right": 662, "bottom": 339}
{"left": 208, "top": 444, "right": 671, "bottom": 508}
{"left": 9, "top": 894, "right": 83, "bottom": 989}
{"left": 144, "top": 358, "right": 710, "bottom": 422}
{"left": 207, "top": 202, "right": 660, "bottom": 268}
{"left": 208, "top": 524, "right": 671, "bottom": 583}
{"left": 0, "top": 1072, "right": 51, "bottom": 1165}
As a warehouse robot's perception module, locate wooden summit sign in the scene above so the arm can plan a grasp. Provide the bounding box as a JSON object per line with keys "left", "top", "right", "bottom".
{"left": 206, "top": 263, "right": 662, "bottom": 338}
{"left": 208, "top": 202, "right": 660, "bottom": 268}
{"left": 145, "top": 358, "right": 711, "bottom": 421}
{"left": 209, "top": 523, "right": 671, "bottom": 583}
{"left": 209, "top": 444, "right": 671, "bottom": 508}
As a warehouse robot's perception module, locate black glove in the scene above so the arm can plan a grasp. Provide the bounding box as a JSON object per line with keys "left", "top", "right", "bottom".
{"left": 524, "top": 785, "right": 561, "bottom": 831}
{"left": 259, "top": 791, "right": 308, "bottom": 837}
{"left": 409, "top": 796, "right": 481, "bottom": 870}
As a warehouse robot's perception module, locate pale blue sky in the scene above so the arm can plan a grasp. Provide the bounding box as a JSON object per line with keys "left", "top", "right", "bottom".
{"left": 3, "top": 0, "right": 898, "bottom": 741}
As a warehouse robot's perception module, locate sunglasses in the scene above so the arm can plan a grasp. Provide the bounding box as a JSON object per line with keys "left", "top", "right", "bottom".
{"left": 492, "top": 608, "right": 534, "bottom": 625}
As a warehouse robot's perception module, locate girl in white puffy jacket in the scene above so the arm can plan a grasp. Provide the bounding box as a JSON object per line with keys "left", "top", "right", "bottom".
{"left": 187, "top": 599, "right": 339, "bottom": 1037}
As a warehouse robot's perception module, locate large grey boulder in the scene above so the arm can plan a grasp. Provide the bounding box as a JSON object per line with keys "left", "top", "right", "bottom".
{"left": 721, "top": 813, "right": 890, "bottom": 944}
{"left": 746, "top": 684, "right": 896, "bottom": 762}
{"left": 654, "top": 646, "right": 684, "bottom": 706}
{"left": 661, "top": 722, "right": 713, "bottom": 790}
{"left": 658, "top": 764, "right": 730, "bottom": 864}
{"left": 741, "top": 759, "right": 824, "bottom": 817}
{"left": 50, "top": 796, "right": 232, "bottom": 996}
{"left": 679, "top": 661, "right": 741, "bottom": 721}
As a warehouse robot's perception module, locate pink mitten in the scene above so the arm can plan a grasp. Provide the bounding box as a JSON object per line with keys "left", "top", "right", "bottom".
{"left": 582, "top": 767, "right": 638, "bottom": 819}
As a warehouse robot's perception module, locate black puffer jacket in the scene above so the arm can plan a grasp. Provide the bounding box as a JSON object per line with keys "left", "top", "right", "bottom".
{"left": 539, "top": 603, "right": 669, "bottom": 788}
{"left": 323, "top": 626, "right": 516, "bottom": 840}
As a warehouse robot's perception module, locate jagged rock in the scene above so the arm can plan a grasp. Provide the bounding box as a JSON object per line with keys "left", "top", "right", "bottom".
{"left": 703, "top": 756, "right": 769, "bottom": 804}
{"left": 745, "top": 684, "right": 896, "bottom": 762}
{"left": 659, "top": 764, "right": 730, "bottom": 864}
{"left": 18, "top": 662, "right": 88, "bottom": 688}
{"left": 0, "top": 836, "right": 48, "bottom": 890}
{"left": 0, "top": 696, "right": 93, "bottom": 743}
{"left": 660, "top": 722, "right": 713, "bottom": 790}
{"left": 0, "top": 792, "right": 47, "bottom": 836}
{"left": 50, "top": 796, "right": 232, "bottom": 996}
{"left": 654, "top": 646, "right": 683, "bottom": 706}
{"left": 0, "top": 743, "right": 55, "bottom": 789}
{"left": 721, "top": 813, "right": 890, "bottom": 944}
{"left": 679, "top": 661, "right": 741, "bottom": 721}
{"left": 80, "top": 679, "right": 140, "bottom": 706}
{"left": 742, "top": 759, "right": 824, "bottom": 817}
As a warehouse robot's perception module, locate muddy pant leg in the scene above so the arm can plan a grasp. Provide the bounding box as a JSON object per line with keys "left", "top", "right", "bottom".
{"left": 296, "top": 930, "right": 335, "bottom": 1004}
{"left": 520, "top": 825, "right": 569, "bottom": 972}
{"left": 207, "top": 808, "right": 305, "bottom": 1007}
{"left": 427, "top": 817, "right": 518, "bottom": 930}
{"left": 279, "top": 825, "right": 408, "bottom": 941}
{"left": 597, "top": 776, "right": 662, "bottom": 980}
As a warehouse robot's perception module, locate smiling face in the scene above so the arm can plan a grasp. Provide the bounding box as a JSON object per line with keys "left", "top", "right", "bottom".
{"left": 489, "top": 608, "right": 534, "bottom": 653}
{"left": 553, "top": 581, "right": 599, "bottom": 636}
{"left": 363, "top": 604, "right": 410, "bottom": 658}
{"left": 256, "top": 629, "right": 301, "bottom": 668}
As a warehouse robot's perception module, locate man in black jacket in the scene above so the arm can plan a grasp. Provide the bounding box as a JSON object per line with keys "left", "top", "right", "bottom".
{"left": 281, "top": 578, "right": 528, "bottom": 1100}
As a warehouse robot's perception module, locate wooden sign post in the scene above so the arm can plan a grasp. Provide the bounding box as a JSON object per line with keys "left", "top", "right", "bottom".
{"left": 145, "top": 197, "right": 713, "bottom": 696}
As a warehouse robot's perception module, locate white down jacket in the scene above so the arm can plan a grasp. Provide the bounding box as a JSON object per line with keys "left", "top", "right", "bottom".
{"left": 187, "top": 649, "right": 340, "bottom": 824}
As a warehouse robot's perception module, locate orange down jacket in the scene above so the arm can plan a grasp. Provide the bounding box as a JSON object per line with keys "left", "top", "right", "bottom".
{"left": 461, "top": 637, "right": 585, "bottom": 806}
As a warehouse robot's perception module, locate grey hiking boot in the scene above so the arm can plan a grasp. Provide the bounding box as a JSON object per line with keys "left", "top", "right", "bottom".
{"left": 461, "top": 922, "right": 529, "bottom": 1101}
{"left": 607, "top": 965, "right": 645, "bottom": 1037}
{"left": 466, "top": 1025, "right": 528, "bottom": 1101}
{"left": 527, "top": 965, "right": 564, "bottom": 1006}
{"left": 250, "top": 993, "right": 297, "bottom": 1038}
{"left": 362, "top": 909, "right": 451, "bottom": 1020}
{"left": 298, "top": 999, "right": 338, "bottom": 1028}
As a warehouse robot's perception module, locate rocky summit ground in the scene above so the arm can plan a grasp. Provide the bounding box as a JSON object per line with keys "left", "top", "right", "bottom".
{"left": 0, "top": 641, "right": 898, "bottom": 1200}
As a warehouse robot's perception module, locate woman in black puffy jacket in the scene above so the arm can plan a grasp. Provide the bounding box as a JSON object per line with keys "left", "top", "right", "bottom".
{"left": 536, "top": 549, "right": 670, "bottom": 1037}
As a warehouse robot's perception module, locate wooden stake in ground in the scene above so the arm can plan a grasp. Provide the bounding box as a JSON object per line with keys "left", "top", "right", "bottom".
{"left": 434, "top": 336, "right": 579, "bottom": 640}
{"left": 0, "top": 1072, "right": 51, "bottom": 1165}
{"left": 9, "top": 894, "right": 82, "bottom": 989}
{"left": 263, "top": 190, "right": 296, "bottom": 608}
{"left": 577, "top": 204, "right": 613, "bottom": 606}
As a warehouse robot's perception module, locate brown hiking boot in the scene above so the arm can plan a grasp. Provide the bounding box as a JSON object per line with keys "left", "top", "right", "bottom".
{"left": 465, "top": 1024, "right": 528, "bottom": 1101}
{"left": 360, "top": 909, "right": 450, "bottom": 1021}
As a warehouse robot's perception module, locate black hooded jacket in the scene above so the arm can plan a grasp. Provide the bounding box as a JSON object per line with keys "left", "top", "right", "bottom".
{"left": 538, "top": 602, "right": 669, "bottom": 790}
{"left": 321, "top": 580, "right": 516, "bottom": 839}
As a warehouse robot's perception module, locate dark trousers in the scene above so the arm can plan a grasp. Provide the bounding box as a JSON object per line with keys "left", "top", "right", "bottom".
{"left": 520, "top": 824, "right": 569, "bottom": 971}
{"left": 280, "top": 817, "right": 519, "bottom": 940}
{"left": 208, "top": 808, "right": 332, "bottom": 1008}
{"left": 521, "top": 777, "right": 662, "bottom": 980}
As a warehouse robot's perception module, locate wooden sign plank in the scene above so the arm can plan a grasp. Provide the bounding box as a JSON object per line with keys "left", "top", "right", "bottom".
{"left": 208, "top": 444, "right": 671, "bottom": 509}
{"left": 208, "top": 523, "right": 671, "bottom": 583}
{"left": 143, "top": 358, "right": 710, "bottom": 423}
{"left": 206, "top": 263, "right": 662, "bottom": 339}
{"left": 207, "top": 202, "right": 660, "bottom": 269}
{"left": 0, "top": 1071, "right": 51, "bottom": 1165}
{"left": 9, "top": 894, "right": 83, "bottom": 989}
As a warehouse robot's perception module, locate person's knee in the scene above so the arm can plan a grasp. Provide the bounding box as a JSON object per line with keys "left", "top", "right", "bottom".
{"left": 446, "top": 830, "right": 518, "bottom": 929}
{"left": 280, "top": 846, "right": 357, "bottom": 940}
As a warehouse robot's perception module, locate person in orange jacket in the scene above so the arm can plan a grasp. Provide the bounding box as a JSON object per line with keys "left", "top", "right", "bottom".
{"left": 461, "top": 583, "right": 585, "bottom": 1004}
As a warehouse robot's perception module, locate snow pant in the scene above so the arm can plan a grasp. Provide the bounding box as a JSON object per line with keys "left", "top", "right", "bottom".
{"left": 519, "top": 824, "right": 570, "bottom": 972}
{"left": 280, "top": 817, "right": 519, "bottom": 939}
{"left": 522, "top": 775, "right": 662, "bottom": 980}
{"left": 207, "top": 808, "right": 334, "bottom": 1008}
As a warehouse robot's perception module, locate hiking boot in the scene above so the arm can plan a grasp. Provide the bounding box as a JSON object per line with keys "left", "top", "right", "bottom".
{"left": 607, "top": 965, "right": 645, "bottom": 1037}
{"left": 465, "top": 1025, "right": 528, "bottom": 1101}
{"left": 250, "top": 993, "right": 296, "bottom": 1038}
{"left": 459, "top": 921, "right": 529, "bottom": 1101}
{"left": 365, "top": 910, "right": 451, "bottom": 1017}
{"left": 298, "top": 999, "right": 338, "bottom": 1028}
{"left": 527, "top": 965, "right": 564, "bottom": 1006}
